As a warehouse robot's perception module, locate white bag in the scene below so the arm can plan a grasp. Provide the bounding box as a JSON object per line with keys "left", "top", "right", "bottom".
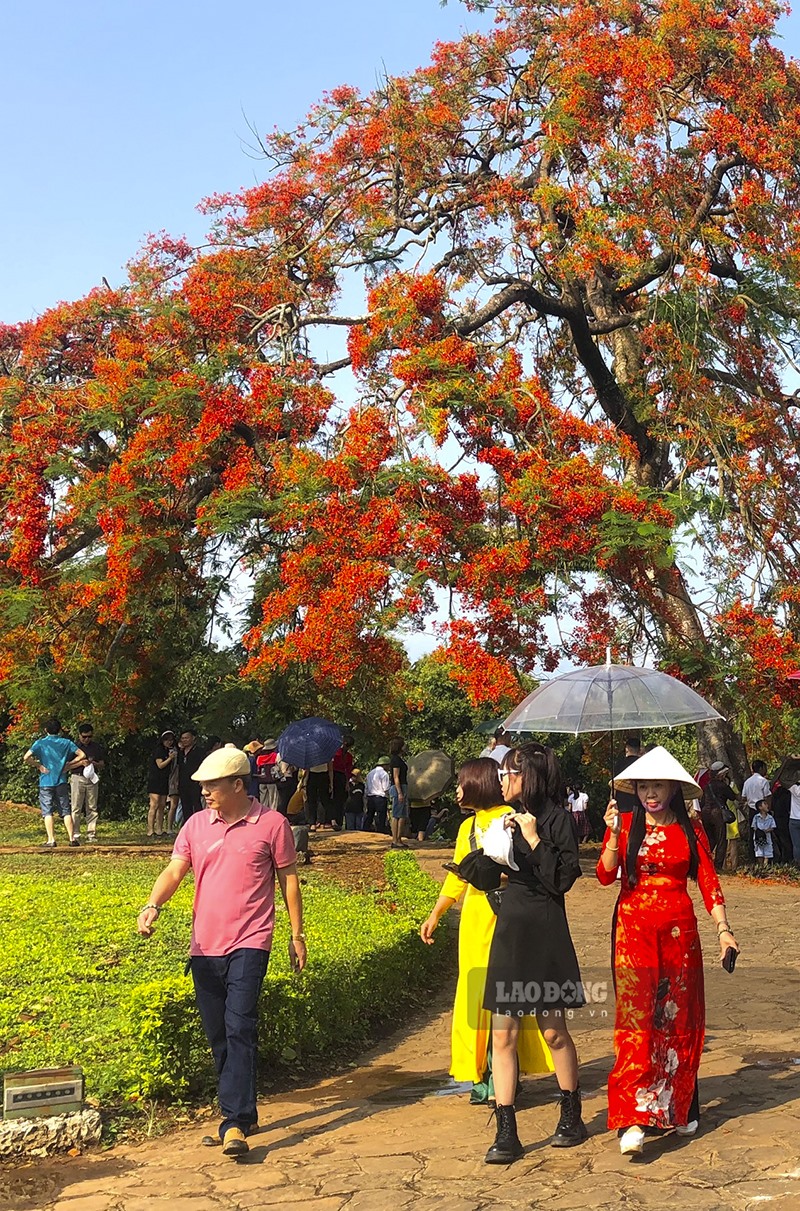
{"left": 83, "top": 763, "right": 100, "bottom": 784}
{"left": 481, "top": 815, "right": 519, "bottom": 871}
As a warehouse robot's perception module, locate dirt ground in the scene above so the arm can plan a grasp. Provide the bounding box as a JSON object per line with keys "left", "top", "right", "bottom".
{"left": 4, "top": 832, "right": 800, "bottom": 1211}
{"left": 0, "top": 814, "right": 390, "bottom": 890}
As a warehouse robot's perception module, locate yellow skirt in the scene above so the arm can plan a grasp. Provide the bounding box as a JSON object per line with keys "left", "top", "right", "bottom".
{"left": 450, "top": 882, "right": 553, "bottom": 1083}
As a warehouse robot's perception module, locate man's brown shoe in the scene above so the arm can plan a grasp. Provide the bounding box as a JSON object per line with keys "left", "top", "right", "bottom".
{"left": 221, "top": 1127, "right": 249, "bottom": 1157}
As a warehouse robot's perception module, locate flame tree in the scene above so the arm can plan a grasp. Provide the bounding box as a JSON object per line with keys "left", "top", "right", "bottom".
{"left": 2, "top": 0, "right": 800, "bottom": 773}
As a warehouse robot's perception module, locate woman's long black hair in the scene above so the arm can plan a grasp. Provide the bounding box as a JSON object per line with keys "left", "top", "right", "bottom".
{"left": 625, "top": 784, "right": 700, "bottom": 888}
{"left": 502, "top": 742, "right": 564, "bottom": 815}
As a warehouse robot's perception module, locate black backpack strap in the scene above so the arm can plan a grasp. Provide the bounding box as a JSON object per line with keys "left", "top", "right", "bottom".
{"left": 469, "top": 816, "right": 478, "bottom": 852}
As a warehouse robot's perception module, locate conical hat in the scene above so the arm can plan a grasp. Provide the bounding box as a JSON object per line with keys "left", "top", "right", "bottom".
{"left": 613, "top": 745, "right": 702, "bottom": 802}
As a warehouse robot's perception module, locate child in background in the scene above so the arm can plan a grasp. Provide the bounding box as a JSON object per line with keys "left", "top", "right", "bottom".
{"left": 344, "top": 770, "right": 365, "bottom": 830}
{"left": 752, "top": 800, "right": 776, "bottom": 867}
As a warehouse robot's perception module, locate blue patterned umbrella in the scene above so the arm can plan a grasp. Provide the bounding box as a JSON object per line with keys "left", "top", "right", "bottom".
{"left": 277, "top": 717, "right": 343, "bottom": 769}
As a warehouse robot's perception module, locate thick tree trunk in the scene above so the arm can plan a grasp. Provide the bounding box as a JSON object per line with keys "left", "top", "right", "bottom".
{"left": 646, "top": 565, "right": 750, "bottom": 784}
{"left": 581, "top": 299, "right": 752, "bottom": 783}
{"left": 696, "top": 717, "right": 750, "bottom": 789}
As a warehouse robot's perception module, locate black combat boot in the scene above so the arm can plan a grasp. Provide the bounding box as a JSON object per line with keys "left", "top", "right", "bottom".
{"left": 485, "top": 1104, "right": 524, "bottom": 1164}
{"left": 550, "top": 1087, "right": 588, "bottom": 1147}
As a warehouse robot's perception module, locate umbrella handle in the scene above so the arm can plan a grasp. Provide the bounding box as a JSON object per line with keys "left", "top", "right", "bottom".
{"left": 610, "top": 731, "right": 615, "bottom": 798}
{"left": 608, "top": 676, "right": 615, "bottom": 798}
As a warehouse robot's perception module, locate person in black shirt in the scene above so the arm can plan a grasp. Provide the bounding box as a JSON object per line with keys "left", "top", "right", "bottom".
{"left": 389, "top": 736, "right": 409, "bottom": 849}
{"left": 70, "top": 722, "right": 106, "bottom": 843}
{"left": 771, "top": 778, "right": 793, "bottom": 863}
{"left": 178, "top": 728, "right": 205, "bottom": 822}
{"left": 483, "top": 743, "right": 587, "bottom": 1162}
{"left": 613, "top": 736, "right": 642, "bottom": 814}
{"left": 705, "top": 762, "right": 738, "bottom": 871}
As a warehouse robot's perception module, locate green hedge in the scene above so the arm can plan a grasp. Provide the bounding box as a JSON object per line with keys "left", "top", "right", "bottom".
{"left": 129, "top": 849, "right": 455, "bottom": 1097}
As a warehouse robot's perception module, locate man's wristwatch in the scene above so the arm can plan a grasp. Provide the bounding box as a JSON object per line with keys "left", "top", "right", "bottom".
{"left": 292, "top": 933, "right": 306, "bottom": 942}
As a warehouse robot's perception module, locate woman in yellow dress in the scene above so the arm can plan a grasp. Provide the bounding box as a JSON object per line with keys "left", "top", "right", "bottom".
{"left": 420, "top": 758, "right": 553, "bottom": 1101}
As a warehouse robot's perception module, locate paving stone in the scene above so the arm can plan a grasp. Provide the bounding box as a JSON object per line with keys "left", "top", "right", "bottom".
{"left": 232, "top": 1199, "right": 346, "bottom": 1211}
{"left": 123, "top": 1201, "right": 228, "bottom": 1211}
{"left": 342, "top": 1192, "right": 418, "bottom": 1211}
{"left": 53, "top": 1180, "right": 122, "bottom": 1201}
{"left": 354, "top": 1154, "right": 423, "bottom": 1180}
{"left": 208, "top": 1164, "right": 289, "bottom": 1193}
{"left": 51, "top": 1198, "right": 113, "bottom": 1211}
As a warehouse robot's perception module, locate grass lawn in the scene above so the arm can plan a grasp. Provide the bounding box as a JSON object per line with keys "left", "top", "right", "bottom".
{"left": 0, "top": 841, "right": 443, "bottom": 1132}
{"left": 0, "top": 852, "right": 194, "bottom": 1105}
{"left": 0, "top": 801, "right": 157, "bottom": 847}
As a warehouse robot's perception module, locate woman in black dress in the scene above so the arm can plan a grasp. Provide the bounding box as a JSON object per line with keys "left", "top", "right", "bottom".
{"left": 389, "top": 736, "right": 409, "bottom": 849}
{"left": 146, "top": 731, "right": 177, "bottom": 838}
{"left": 483, "top": 743, "right": 587, "bottom": 1163}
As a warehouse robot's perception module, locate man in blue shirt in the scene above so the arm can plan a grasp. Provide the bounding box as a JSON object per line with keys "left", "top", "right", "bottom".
{"left": 24, "top": 718, "right": 85, "bottom": 848}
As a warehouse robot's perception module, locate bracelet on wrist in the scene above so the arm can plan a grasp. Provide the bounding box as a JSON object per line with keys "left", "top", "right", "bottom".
{"left": 141, "top": 903, "right": 161, "bottom": 916}
{"left": 292, "top": 933, "right": 306, "bottom": 942}
{"left": 717, "top": 923, "right": 731, "bottom": 934}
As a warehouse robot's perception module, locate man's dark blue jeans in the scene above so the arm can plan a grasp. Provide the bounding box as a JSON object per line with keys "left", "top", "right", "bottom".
{"left": 191, "top": 947, "right": 270, "bottom": 1138}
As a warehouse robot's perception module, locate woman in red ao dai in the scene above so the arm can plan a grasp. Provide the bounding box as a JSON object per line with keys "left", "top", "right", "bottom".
{"left": 597, "top": 746, "right": 740, "bottom": 1157}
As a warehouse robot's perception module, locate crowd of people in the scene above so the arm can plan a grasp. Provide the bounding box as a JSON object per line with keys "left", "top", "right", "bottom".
{"left": 423, "top": 741, "right": 740, "bottom": 1162}
{"left": 240, "top": 734, "right": 442, "bottom": 853}
{"left": 21, "top": 719, "right": 450, "bottom": 852}
{"left": 21, "top": 718, "right": 800, "bottom": 873}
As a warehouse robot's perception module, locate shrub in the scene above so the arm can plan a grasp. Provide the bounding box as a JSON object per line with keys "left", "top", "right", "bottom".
{"left": 129, "top": 849, "right": 454, "bottom": 1097}
{"left": 1, "top": 850, "right": 454, "bottom": 1110}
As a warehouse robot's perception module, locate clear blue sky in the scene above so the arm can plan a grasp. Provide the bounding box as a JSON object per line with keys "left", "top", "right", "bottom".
{"left": 0, "top": 0, "right": 491, "bottom": 323}
{"left": 2, "top": 2, "right": 797, "bottom": 324}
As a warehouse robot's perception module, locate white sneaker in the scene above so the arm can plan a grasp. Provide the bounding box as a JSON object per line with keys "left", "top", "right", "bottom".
{"left": 619, "top": 1126, "right": 645, "bottom": 1155}
{"left": 675, "top": 1120, "right": 698, "bottom": 1136}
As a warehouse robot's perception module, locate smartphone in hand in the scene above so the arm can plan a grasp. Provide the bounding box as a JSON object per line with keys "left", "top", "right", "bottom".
{"left": 722, "top": 947, "right": 737, "bottom": 973}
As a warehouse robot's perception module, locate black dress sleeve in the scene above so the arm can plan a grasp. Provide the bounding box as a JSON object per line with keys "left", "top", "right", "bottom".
{"left": 515, "top": 809, "right": 582, "bottom": 896}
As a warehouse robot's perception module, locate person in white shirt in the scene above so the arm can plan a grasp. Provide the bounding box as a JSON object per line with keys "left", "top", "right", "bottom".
{"left": 789, "top": 782, "right": 800, "bottom": 865}
{"left": 752, "top": 801, "right": 777, "bottom": 865}
{"left": 741, "top": 760, "right": 771, "bottom": 861}
{"left": 568, "top": 785, "right": 591, "bottom": 841}
{"left": 364, "top": 761, "right": 391, "bottom": 833}
{"left": 479, "top": 727, "right": 512, "bottom": 765}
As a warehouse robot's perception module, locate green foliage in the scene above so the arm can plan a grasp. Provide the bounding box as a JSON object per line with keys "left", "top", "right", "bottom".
{"left": 642, "top": 726, "right": 698, "bottom": 776}
{"left": 597, "top": 505, "right": 675, "bottom": 571}
{"left": 401, "top": 654, "right": 492, "bottom": 771}
{"left": 0, "top": 850, "right": 453, "bottom": 1112}
{"left": 0, "top": 854, "right": 193, "bottom": 1102}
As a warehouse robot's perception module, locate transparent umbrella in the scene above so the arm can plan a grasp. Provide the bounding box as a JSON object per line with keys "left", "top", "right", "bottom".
{"left": 474, "top": 720, "right": 538, "bottom": 738}
{"left": 502, "top": 658, "right": 722, "bottom": 788}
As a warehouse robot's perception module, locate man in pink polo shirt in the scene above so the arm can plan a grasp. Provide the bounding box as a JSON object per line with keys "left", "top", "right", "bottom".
{"left": 136, "top": 747, "right": 306, "bottom": 1158}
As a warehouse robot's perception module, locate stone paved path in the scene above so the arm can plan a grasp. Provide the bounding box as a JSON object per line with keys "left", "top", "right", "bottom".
{"left": 8, "top": 845, "right": 800, "bottom": 1211}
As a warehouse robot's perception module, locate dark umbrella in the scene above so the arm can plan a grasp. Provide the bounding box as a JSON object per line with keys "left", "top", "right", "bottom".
{"left": 277, "top": 717, "right": 343, "bottom": 769}
{"left": 502, "top": 658, "right": 722, "bottom": 790}
{"left": 474, "top": 719, "right": 506, "bottom": 736}
{"left": 773, "top": 755, "right": 800, "bottom": 787}
{"left": 407, "top": 750, "right": 455, "bottom": 805}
